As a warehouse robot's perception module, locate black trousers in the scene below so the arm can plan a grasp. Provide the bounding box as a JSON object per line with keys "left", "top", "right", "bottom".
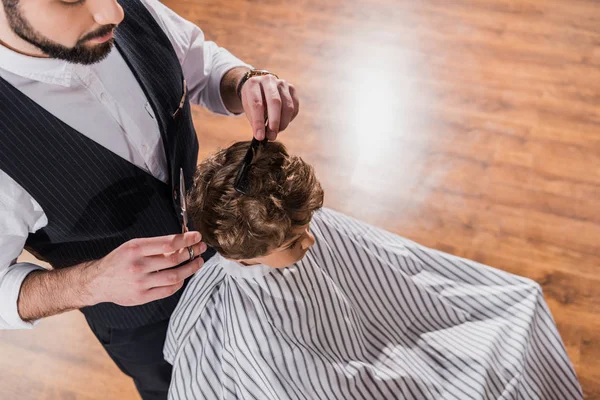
{"left": 85, "top": 315, "right": 172, "bottom": 400}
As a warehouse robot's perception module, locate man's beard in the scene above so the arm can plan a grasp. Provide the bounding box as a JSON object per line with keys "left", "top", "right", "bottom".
{"left": 2, "top": 0, "right": 116, "bottom": 65}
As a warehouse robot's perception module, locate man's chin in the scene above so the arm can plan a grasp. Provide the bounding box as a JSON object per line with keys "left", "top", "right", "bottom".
{"left": 51, "top": 40, "right": 114, "bottom": 65}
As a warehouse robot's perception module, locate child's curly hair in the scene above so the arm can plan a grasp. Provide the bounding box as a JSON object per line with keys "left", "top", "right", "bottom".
{"left": 187, "top": 141, "right": 324, "bottom": 259}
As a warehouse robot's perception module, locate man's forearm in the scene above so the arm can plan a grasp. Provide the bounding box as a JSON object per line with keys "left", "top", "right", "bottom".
{"left": 17, "top": 263, "right": 96, "bottom": 322}
{"left": 220, "top": 66, "right": 250, "bottom": 114}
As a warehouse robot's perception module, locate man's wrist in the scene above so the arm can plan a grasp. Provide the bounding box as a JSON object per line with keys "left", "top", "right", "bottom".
{"left": 78, "top": 260, "right": 102, "bottom": 307}
{"left": 220, "top": 66, "right": 251, "bottom": 114}
{"left": 235, "top": 69, "right": 279, "bottom": 101}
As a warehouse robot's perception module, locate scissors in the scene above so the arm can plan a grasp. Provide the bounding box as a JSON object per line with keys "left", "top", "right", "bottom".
{"left": 179, "top": 168, "right": 189, "bottom": 234}
{"left": 180, "top": 168, "right": 197, "bottom": 262}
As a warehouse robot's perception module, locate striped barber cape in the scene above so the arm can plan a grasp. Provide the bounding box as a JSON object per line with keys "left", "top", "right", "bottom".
{"left": 164, "top": 207, "right": 583, "bottom": 400}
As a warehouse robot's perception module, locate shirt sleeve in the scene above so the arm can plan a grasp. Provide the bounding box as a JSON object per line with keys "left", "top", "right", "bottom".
{"left": 0, "top": 170, "right": 48, "bottom": 330}
{"left": 139, "top": 0, "right": 253, "bottom": 116}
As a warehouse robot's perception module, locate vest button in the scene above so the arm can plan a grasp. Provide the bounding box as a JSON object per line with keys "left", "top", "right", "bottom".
{"left": 173, "top": 189, "right": 177, "bottom": 200}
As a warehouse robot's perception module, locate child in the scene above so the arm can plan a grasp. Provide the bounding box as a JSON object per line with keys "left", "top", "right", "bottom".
{"left": 164, "top": 141, "right": 582, "bottom": 400}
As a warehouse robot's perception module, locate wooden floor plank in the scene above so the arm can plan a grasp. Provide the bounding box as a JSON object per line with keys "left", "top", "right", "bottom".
{"left": 0, "top": 0, "right": 598, "bottom": 398}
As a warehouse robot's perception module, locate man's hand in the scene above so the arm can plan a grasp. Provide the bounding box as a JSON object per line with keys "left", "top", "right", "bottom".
{"left": 85, "top": 231, "right": 206, "bottom": 306}
{"left": 17, "top": 231, "right": 207, "bottom": 322}
{"left": 220, "top": 67, "right": 300, "bottom": 141}
{"left": 240, "top": 73, "right": 300, "bottom": 141}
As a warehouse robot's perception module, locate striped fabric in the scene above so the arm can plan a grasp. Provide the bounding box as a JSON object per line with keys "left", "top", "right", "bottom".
{"left": 165, "top": 207, "right": 583, "bottom": 400}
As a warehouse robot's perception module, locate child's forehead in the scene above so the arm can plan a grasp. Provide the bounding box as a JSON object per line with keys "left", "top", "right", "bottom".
{"left": 291, "top": 222, "right": 311, "bottom": 233}
{"left": 268, "top": 222, "right": 312, "bottom": 254}
{"left": 281, "top": 223, "right": 311, "bottom": 244}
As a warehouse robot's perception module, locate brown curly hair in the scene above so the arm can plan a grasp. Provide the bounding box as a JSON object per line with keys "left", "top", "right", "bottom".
{"left": 187, "top": 141, "right": 324, "bottom": 259}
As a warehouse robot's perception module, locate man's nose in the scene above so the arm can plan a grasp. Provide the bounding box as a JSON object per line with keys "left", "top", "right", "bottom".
{"left": 91, "top": 0, "right": 125, "bottom": 26}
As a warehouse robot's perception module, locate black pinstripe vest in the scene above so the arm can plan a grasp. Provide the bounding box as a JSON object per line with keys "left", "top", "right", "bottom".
{"left": 0, "top": 0, "right": 214, "bottom": 328}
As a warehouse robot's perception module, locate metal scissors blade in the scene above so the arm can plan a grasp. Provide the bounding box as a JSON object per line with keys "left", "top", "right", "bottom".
{"left": 179, "top": 168, "right": 189, "bottom": 233}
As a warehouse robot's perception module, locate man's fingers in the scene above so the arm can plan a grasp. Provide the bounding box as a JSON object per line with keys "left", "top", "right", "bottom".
{"left": 278, "top": 83, "right": 295, "bottom": 133}
{"left": 263, "top": 77, "right": 282, "bottom": 140}
{"left": 144, "top": 281, "right": 186, "bottom": 302}
{"left": 145, "top": 257, "right": 204, "bottom": 289}
{"left": 142, "top": 241, "right": 207, "bottom": 272}
{"left": 289, "top": 84, "right": 300, "bottom": 120}
{"left": 129, "top": 231, "right": 202, "bottom": 257}
{"left": 242, "top": 80, "right": 267, "bottom": 140}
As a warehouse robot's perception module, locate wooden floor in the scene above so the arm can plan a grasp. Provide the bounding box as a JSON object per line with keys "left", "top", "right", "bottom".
{"left": 1, "top": 0, "right": 599, "bottom": 398}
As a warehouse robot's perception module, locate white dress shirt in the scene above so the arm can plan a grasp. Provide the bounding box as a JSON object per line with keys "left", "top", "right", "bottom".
{"left": 0, "top": 0, "right": 251, "bottom": 330}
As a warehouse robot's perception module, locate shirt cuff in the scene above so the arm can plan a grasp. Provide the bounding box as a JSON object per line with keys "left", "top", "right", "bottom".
{"left": 0, "top": 262, "right": 45, "bottom": 330}
{"left": 205, "top": 50, "right": 253, "bottom": 116}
